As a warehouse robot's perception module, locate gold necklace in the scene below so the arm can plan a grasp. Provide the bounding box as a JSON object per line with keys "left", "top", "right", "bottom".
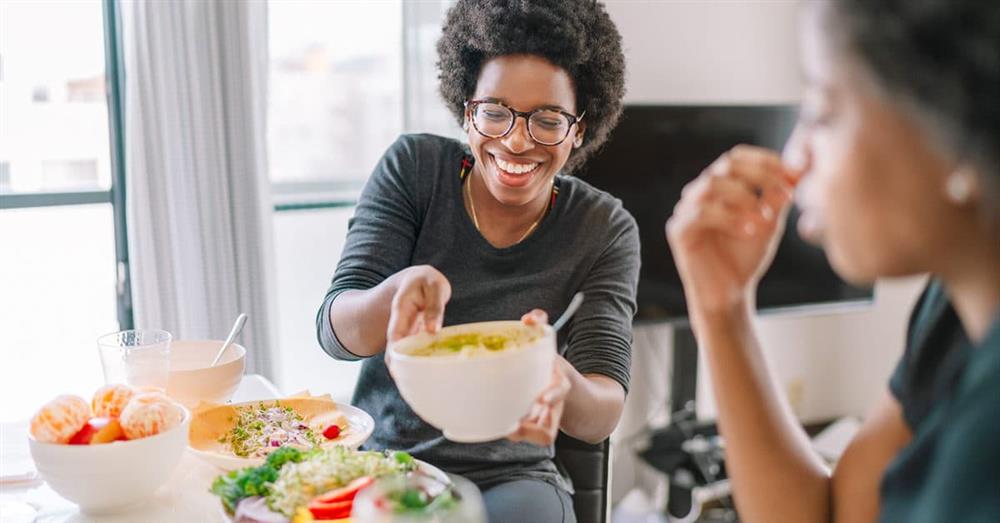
{"left": 464, "top": 174, "right": 551, "bottom": 245}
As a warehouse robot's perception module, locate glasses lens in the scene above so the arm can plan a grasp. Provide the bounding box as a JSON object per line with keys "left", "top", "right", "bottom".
{"left": 473, "top": 103, "right": 512, "bottom": 137}
{"left": 528, "top": 110, "right": 571, "bottom": 145}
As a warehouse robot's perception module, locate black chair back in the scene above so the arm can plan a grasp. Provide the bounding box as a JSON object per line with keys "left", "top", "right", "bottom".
{"left": 554, "top": 433, "right": 610, "bottom": 523}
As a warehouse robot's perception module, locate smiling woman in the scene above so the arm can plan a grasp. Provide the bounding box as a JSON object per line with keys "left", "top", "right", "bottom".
{"left": 314, "top": 1, "right": 637, "bottom": 522}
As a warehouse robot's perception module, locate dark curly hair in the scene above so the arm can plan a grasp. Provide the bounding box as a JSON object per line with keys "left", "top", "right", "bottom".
{"left": 826, "top": 0, "right": 1000, "bottom": 214}
{"left": 436, "top": 0, "right": 626, "bottom": 173}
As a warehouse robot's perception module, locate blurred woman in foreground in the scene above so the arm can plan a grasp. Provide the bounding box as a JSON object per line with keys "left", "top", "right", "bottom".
{"left": 666, "top": 1, "right": 1000, "bottom": 522}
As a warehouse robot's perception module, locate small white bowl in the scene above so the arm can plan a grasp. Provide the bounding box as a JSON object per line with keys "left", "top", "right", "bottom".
{"left": 387, "top": 321, "right": 555, "bottom": 443}
{"left": 166, "top": 340, "right": 246, "bottom": 409}
{"left": 28, "top": 408, "right": 191, "bottom": 514}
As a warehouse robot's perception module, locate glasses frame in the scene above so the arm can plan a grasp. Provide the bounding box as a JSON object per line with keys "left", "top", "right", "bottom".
{"left": 464, "top": 99, "right": 585, "bottom": 146}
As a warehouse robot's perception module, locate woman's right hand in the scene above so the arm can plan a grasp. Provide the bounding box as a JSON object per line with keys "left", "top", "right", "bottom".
{"left": 386, "top": 265, "right": 452, "bottom": 343}
{"left": 665, "top": 145, "right": 799, "bottom": 317}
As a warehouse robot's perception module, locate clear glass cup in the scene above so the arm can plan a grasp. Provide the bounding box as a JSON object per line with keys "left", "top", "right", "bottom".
{"left": 97, "top": 329, "right": 172, "bottom": 390}
{"left": 352, "top": 473, "right": 486, "bottom": 523}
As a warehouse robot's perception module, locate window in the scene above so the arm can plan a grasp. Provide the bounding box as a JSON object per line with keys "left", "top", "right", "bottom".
{"left": 0, "top": 0, "right": 127, "bottom": 421}
{"left": 0, "top": 1, "right": 113, "bottom": 194}
{"left": 402, "top": 1, "right": 461, "bottom": 137}
{"left": 269, "top": 0, "right": 404, "bottom": 199}
{"left": 268, "top": 0, "right": 458, "bottom": 204}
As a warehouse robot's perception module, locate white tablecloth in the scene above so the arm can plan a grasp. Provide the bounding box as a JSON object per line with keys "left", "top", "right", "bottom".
{"left": 0, "top": 374, "right": 282, "bottom": 523}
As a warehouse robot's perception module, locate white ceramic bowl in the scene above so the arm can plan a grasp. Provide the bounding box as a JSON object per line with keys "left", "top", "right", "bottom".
{"left": 28, "top": 408, "right": 191, "bottom": 514}
{"left": 387, "top": 321, "right": 555, "bottom": 443}
{"left": 166, "top": 340, "right": 246, "bottom": 408}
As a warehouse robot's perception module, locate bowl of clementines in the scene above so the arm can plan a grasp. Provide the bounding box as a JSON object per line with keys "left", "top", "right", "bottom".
{"left": 27, "top": 384, "right": 190, "bottom": 514}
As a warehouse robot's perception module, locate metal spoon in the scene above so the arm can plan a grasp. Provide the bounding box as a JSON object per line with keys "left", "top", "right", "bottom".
{"left": 552, "top": 292, "right": 585, "bottom": 333}
{"left": 211, "top": 313, "right": 248, "bottom": 366}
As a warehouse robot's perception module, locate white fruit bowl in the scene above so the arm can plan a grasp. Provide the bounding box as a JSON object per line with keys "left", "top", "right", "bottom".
{"left": 387, "top": 321, "right": 555, "bottom": 443}
{"left": 28, "top": 408, "right": 191, "bottom": 514}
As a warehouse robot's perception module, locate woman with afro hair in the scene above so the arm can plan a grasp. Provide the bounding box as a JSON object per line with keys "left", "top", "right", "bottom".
{"left": 667, "top": 1, "right": 1000, "bottom": 522}
{"left": 316, "top": 1, "right": 636, "bottom": 520}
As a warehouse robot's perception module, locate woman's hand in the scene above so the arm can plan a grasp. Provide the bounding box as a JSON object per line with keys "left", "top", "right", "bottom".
{"left": 386, "top": 265, "right": 452, "bottom": 343}
{"left": 507, "top": 309, "right": 572, "bottom": 446}
{"left": 665, "top": 145, "right": 799, "bottom": 316}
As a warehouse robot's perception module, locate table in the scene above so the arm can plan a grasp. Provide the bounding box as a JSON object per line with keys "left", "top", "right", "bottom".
{"left": 0, "top": 374, "right": 283, "bottom": 523}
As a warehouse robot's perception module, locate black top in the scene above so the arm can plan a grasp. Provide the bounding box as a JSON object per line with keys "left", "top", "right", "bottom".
{"left": 316, "top": 134, "right": 641, "bottom": 491}
{"left": 881, "top": 279, "right": 1000, "bottom": 522}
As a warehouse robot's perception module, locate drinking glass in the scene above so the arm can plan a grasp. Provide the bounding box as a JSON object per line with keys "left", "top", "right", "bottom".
{"left": 97, "top": 329, "right": 172, "bottom": 390}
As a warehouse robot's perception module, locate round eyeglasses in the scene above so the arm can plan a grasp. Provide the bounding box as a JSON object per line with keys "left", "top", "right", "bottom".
{"left": 464, "top": 99, "right": 585, "bottom": 146}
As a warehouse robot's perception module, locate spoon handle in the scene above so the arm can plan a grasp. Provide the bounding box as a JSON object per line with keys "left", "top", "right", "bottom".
{"left": 212, "top": 313, "right": 248, "bottom": 366}
{"left": 552, "top": 292, "right": 585, "bottom": 333}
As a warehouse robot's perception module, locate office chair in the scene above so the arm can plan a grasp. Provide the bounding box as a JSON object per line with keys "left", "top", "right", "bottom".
{"left": 554, "top": 433, "right": 611, "bottom": 523}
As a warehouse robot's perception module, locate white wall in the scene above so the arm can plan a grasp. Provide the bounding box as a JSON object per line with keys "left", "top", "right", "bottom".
{"left": 607, "top": 0, "right": 802, "bottom": 105}
{"left": 272, "top": 208, "right": 361, "bottom": 402}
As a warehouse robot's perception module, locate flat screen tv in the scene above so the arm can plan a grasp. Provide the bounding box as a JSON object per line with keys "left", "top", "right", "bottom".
{"left": 578, "top": 105, "right": 872, "bottom": 323}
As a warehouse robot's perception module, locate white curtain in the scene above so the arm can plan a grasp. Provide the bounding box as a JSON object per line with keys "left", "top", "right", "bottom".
{"left": 121, "top": 0, "right": 277, "bottom": 377}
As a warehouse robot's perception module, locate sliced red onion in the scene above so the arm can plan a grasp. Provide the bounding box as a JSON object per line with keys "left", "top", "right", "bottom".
{"left": 233, "top": 497, "right": 289, "bottom": 523}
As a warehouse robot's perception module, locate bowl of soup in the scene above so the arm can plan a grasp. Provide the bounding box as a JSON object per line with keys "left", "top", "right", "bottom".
{"left": 386, "top": 321, "right": 555, "bottom": 443}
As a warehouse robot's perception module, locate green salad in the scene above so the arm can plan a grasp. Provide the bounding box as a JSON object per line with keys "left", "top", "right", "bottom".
{"left": 382, "top": 484, "right": 460, "bottom": 514}
{"left": 211, "top": 446, "right": 418, "bottom": 518}
{"left": 267, "top": 447, "right": 416, "bottom": 516}
{"left": 211, "top": 446, "right": 309, "bottom": 513}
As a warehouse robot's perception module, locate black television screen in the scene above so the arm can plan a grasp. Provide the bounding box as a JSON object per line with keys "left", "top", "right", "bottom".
{"left": 578, "top": 105, "right": 872, "bottom": 322}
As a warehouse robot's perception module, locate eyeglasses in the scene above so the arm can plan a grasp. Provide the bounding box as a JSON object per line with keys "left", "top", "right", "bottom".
{"left": 464, "top": 99, "right": 585, "bottom": 146}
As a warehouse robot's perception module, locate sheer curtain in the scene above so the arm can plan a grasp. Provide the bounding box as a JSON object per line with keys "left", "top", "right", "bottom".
{"left": 120, "top": 0, "right": 277, "bottom": 376}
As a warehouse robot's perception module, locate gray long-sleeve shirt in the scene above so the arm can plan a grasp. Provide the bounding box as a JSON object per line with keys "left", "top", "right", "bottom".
{"left": 316, "top": 133, "right": 640, "bottom": 491}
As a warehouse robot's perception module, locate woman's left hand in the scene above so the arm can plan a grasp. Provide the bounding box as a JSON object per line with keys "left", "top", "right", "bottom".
{"left": 507, "top": 309, "right": 573, "bottom": 446}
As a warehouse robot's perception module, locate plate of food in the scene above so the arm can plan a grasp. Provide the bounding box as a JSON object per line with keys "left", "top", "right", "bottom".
{"left": 189, "top": 393, "right": 374, "bottom": 471}
{"left": 212, "top": 446, "right": 453, "bottom": 522}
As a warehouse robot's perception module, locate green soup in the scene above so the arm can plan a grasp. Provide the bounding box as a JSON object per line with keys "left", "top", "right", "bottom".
{"left": 407, "top": 330, "right": 539, "bottom": 357}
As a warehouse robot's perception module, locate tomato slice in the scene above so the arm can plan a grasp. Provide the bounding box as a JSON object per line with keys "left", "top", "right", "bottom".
{"left": 307, "top": 499, "right": 352, "bottom": 520}
{"left": 322, "top": 424, "right": 341, "bottom": 439}
{"left": 313, "top": 476, "right": 374, "bottom": 504}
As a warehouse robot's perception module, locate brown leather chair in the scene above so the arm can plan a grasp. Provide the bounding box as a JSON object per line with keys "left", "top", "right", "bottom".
{"left": 554, "top": 433, "right": 611, "bottom": 523}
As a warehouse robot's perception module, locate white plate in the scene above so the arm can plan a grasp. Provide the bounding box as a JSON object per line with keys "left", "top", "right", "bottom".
{"left": 189, "top": 401, "right": 375, "bottom": 471}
